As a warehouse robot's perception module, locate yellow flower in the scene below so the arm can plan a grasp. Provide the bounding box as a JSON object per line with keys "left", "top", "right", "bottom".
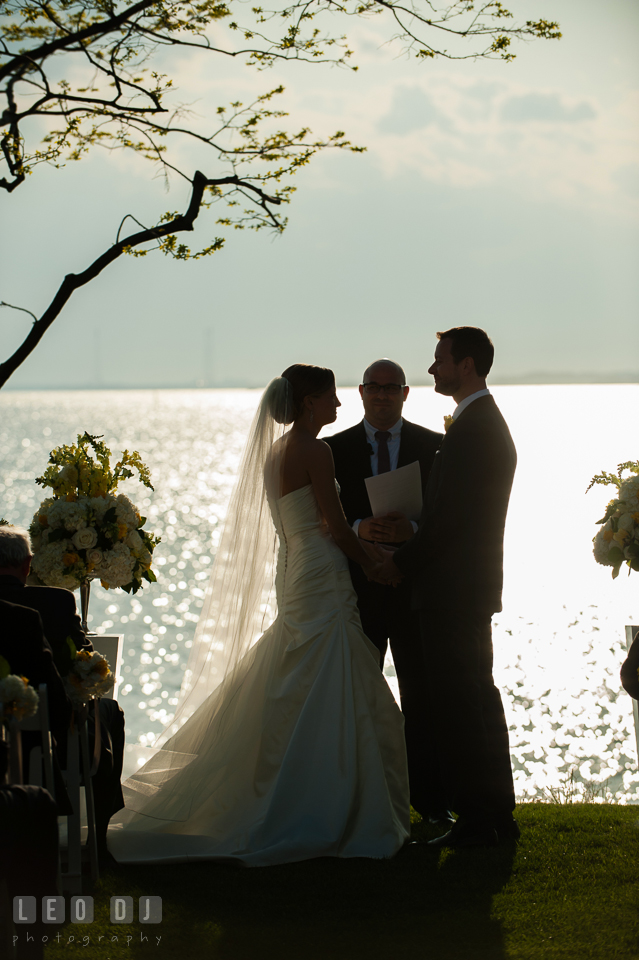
{"left": 75, "top": 650, "right": 92, "bottom": 662}
{"left": 603, "top": 530, "right": 614, "bottom": 542}
{"left": 95, "top": 660, "right": 109, "bottom": 678}
{"left": 62, "top": 552, "right": 80, "bottom": 567}
{"left": 614, "top": 529, "right": 630, "bottom": 543}
{"left": 38, "top": 514, "right": 49, "bottom": 527}
{"left": 100, "top": 579, "right": 110, "bottom": 589}
{"left": 117, "top": 523, "right": 128, "bottom": 540}
{"left": 443, "top": 415, "right": 455, "bottom": 433}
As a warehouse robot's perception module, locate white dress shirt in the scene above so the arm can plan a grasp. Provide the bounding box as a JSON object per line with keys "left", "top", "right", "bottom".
{"left": 353, "top": 418, "right": 418, "bottom": 537}
{"left": 452, "top": 388, "right": 491, "bottom": 420}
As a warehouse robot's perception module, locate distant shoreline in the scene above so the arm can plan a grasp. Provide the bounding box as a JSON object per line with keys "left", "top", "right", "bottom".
{"left": 2, "top": 376, "right": 638, "bottom": 391}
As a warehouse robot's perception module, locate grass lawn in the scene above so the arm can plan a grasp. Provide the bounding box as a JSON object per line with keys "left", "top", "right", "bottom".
{"left": 39, "top": 803, "right": 639, "bottom": 960}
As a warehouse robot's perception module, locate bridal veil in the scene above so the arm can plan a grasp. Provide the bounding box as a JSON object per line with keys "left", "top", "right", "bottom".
{"left": 120, "top": 377, "right": 290, "bottom": 820}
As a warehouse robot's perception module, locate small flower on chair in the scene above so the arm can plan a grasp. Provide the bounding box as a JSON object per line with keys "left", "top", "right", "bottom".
{"left": 0, "top": 656, "right": 39, "bottom": 722}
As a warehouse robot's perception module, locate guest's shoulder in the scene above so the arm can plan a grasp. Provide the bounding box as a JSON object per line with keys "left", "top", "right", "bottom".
{"left": 23, "top": 584, "right": 78, "bottom": 610}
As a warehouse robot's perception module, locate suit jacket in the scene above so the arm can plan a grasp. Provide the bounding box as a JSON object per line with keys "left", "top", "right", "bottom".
{"left": 394, "top": 395, "right": 517, "bottom": 614}
{"left": 325, "top": 418, "right": 443, "bottom": 531}
{"left": 0, "top": 576, "right": 90, "bottom": 675}
{"left": 0, "top": 598, "right": 72, "bottom": 740}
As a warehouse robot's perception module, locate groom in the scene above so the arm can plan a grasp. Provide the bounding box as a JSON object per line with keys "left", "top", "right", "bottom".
{"left": 381, "top": 327, "right": 518, "bottom": 848}
{"left": 325, "top": 358, "right": 447, "bottom": 820}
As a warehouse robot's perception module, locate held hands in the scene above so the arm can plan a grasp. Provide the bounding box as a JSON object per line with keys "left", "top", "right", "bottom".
{"left": 363, "top": 545, "right": 403, "bottom": 587}
{"left": 358, "top": 512, "right": 414, "bottom": 544}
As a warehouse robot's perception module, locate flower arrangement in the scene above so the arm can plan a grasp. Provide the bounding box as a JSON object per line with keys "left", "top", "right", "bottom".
{"left": 0, "top": 656, "right": 39, "bottom": 722}
{"left": 29, "top": 432, "right": 160, "bottom": 594}
{"left": 63, "top": 641, "right": 115, "bottom": 704}
{"left": 587, "top": 460, "right": 639, "bottom": 579}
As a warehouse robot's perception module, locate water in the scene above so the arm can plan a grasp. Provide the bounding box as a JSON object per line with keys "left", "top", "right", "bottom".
{"left": 1, "top": 384, "right": 638, "bottom": 801}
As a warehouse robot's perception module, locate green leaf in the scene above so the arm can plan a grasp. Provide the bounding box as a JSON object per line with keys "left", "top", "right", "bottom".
{"left": 66, "top": 636, "right": 77, "bottom": 658}
{"left": 0, "top": 655, "right": 11, "bottom": 680}
{"left": 608, "top": 546, "right": 624, "bottom": 563}
{"left": 596, "top": 500, "right": 621, "bottom": 524}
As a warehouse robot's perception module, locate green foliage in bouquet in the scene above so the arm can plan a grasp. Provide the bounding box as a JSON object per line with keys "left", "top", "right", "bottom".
{"left": 30, "top": 433, "right": 160, "bottom": 594}
{"left": 587, "top": 461, "right": 639, "bottom": 579}
{"left": 35, "top": 432, "right": 153, "bottom": 499}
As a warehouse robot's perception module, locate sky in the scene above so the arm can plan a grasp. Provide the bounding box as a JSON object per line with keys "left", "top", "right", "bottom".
{"left": 1, "top": 0, "right": 638, "bottom": 388}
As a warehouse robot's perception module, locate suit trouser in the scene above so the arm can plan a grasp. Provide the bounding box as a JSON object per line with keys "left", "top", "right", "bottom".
{"left": 90, "top": 699, "right": 125, "bottom": 848}
{"left": 55, "top": 698, "right": 125, "bottom": 849}
{"left": 350, "top": 563, "right": 449, "bottom": 815}
{"left": 418, "top": 605, "right": 515, "bottom": 820}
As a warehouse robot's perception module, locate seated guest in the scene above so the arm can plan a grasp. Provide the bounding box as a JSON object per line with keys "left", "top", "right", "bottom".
{"left": 621, "top": 629, "right": 639, "bottom": 700}
{"left": 0, "top": 527, "right": 125, "bottom": 863}
{"left": 0, "top": 739, "right": 59, "bottom": 960}
{"left": 0, "top": 598, "right": 71, "bottom": 750}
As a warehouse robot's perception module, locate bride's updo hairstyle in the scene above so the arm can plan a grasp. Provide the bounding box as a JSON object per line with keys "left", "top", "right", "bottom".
{"left": 271, "top": 364, "right": 334, "bottom": 424}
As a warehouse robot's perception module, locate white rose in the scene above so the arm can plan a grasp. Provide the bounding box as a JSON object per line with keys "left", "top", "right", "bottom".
{"left": 72, "top": 527, "right": 98, "bottom": 550}
{"left": 126, "top": 529, "right": 144, "bottom": 555}
{"left": 86, "top": 548, "right": 103, "bottom": 566}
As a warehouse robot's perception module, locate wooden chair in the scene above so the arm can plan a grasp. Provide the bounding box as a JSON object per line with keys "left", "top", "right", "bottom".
{"left": 1, "top": 685, "right": 62, "bottom": 894}
{"left": 2, "top": 687, "right": 100, "bottom": 893}
{"left": 7, "top": 684, "right": 56, "bottom": 798}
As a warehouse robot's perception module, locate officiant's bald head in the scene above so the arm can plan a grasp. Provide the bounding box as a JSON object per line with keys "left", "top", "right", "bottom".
{"left": 362, "top": 359, "right": 406, "bottom": 386}
{"left": 359, "top": 359, "right": 409, "bottom": 430}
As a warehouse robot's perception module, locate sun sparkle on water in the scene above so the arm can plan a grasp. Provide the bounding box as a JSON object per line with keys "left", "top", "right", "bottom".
{"left": 1, "top": 384, "right": 637, "bottom": 801}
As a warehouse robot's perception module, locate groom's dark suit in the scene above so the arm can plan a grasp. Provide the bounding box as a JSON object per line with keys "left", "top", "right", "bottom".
{"left": 326, "top": 418, "right": 444, "bottom": 815}
{"left": 394, "top": 394, "right": 517, "bottom": 823}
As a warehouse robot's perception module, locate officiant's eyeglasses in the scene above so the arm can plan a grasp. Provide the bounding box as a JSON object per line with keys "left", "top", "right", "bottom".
{"left": 362, "top": 382, "right": 406, "bottom": 396}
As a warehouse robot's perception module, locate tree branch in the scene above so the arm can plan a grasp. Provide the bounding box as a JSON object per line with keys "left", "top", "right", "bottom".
{"left": 0, "top": 171, "right": 281, "bottom": 387}
{"left": 0, "top": 0, "right": 158, "bottom": 83}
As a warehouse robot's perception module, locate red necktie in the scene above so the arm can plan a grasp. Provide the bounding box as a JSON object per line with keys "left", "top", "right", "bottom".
{"left": 375, "top": 431, "right": 391, "bottom": 474}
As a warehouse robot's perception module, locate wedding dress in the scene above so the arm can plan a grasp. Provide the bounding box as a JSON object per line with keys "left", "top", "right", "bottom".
{"left": 108, "top": 380, "right": 410, "bottom": 867}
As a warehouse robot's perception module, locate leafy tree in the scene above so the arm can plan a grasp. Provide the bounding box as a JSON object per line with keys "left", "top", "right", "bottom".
{"left": 0, "top": 0, "right": 560, "bottom": 386}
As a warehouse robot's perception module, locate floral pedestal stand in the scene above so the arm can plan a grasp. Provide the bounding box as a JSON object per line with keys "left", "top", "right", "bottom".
{"left": 80, "top": 578, "right": 98, "bottom": 638}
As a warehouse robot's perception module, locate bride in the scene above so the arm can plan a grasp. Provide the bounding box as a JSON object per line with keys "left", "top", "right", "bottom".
{"left": 108, "top": 365, "right": 410, "bottom": 866}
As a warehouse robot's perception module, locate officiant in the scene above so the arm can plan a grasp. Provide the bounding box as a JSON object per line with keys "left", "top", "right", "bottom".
{"left": 325, "top": 359, "right": 448, "bottom": 821}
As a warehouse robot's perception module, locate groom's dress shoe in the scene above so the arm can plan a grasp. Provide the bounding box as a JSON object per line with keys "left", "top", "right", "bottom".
{"left": 428, "top": 820, "right": 498, "bottom": 849}
{"left": 427, "top": 810, "right": 455, "bottom": 827}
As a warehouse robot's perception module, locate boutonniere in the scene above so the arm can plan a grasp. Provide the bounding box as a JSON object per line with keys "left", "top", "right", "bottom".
{"left": 443, "top": 415, "right": 455, "bottom": 433}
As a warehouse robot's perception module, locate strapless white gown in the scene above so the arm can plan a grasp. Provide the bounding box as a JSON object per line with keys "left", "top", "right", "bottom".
{"left": 108, "top": 484, "right": 410, "bottom": 866}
